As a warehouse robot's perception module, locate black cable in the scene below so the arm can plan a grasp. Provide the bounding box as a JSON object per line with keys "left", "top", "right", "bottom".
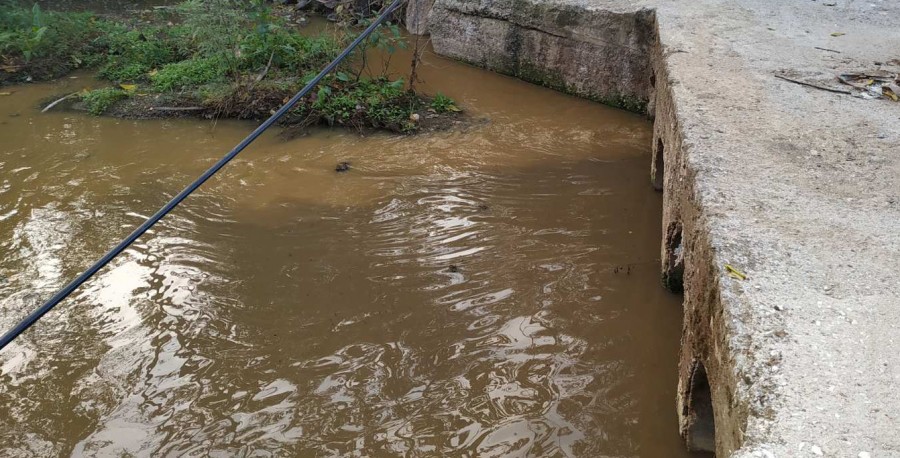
{"left": 0, "top": 0, "right": 404, "bottom": 351}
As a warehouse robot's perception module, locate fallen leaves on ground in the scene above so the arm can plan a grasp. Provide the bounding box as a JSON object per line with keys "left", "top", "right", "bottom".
{"left": 838, "top": 71, "right": 900, "bottom": 102}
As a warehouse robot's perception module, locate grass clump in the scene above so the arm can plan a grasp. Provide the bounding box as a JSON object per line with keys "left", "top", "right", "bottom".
{"left": 96, "top": 24, "right": 189, "bottom": 82}
{"left": 80, "top": 87, "right": 128, "bottom": 115}
{"left": 151, "top": 57, "right": 225, "bottom": 91}
{"left": 429, "top": 93, "right": 459, "bottom": 113}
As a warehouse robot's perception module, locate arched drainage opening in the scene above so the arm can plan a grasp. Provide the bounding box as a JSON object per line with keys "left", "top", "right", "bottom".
{"left": 683, "top": 360, "right": 716, "bottom": 452}
{"left": 663, "top": 221, "right": 684, "bottom": 292}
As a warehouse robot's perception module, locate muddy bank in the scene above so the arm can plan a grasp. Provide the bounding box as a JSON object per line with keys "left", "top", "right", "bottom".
{"left": 51, "top": 83, "right": 465, "bottom": 135}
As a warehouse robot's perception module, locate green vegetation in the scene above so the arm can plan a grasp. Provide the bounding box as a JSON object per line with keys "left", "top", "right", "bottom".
{"left": 95, "top": 25, "right": 189, "bottom": 82}
{"left": 150, "top": 57, "right": 225, "bottom": 91}
{"left": 1, "top": 1, "right": 461, "bottom": 131}
{"left": 80, "top": 87, "right": 128, "bottom": 115}
{"left": 311, "top": 77, "right": 421, "bottom": 132}
{"left": 430, "top": 93, "right": 459, "bottom": 113}
{"left": 0, "top": 2, "right": 105, "bottom": 81}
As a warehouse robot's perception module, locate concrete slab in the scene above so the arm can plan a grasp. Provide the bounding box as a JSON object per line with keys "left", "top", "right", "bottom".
{"left": 410, "top": 0, "right": 900, "bottom": 455}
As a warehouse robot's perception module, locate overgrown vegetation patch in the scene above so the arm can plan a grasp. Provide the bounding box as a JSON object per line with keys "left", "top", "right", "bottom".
{"left": 1, "top": 0, "right": 460, "bottom": 133}
{"left": 0, "top": 2, "right": 106, "bottom": 81}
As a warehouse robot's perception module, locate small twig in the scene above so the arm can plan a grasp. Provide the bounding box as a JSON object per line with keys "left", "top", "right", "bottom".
{"left": 150, "top": 106, "right": 205, "bottom": 112}
{"left": 814, "top": 46, "right": 841, "bottom": 53}
{"left": 773, "top": 73, "right": 851, "bottom": 94}
{"left": 41, "top": 92, "right": 79, "bottom": 113}
{"left": 254, "top": 51, "right": 275, "bottom": 84}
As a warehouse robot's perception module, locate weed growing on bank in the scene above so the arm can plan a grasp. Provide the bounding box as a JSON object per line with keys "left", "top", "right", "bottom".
{"left": 80, "top": 86, "right": 128, "bottom": 115}
{"left": 1, "top": 0, "right": 459, "bottom": 133}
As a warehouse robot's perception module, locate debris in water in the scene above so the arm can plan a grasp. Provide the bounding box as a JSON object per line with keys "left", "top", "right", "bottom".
{"left": 447, "top": 265, "right": 460, "bottom": 273}
{"left": 613, "top": 265, "right": 633, "bottom": 275}
{"left": 42, "top": 92, "right": 80, "bottom": 113}
{"left": 335, "top": 161, "right": 351, "bottom": 172}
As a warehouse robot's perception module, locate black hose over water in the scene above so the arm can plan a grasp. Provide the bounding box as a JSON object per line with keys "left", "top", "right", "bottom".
{"left": 0, "top": 0, "right": 404, "bottom": 352}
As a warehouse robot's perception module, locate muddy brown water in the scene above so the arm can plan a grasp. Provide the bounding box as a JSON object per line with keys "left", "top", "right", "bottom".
{"left": 0, "top": 41, "right": 695, "bottom": 456}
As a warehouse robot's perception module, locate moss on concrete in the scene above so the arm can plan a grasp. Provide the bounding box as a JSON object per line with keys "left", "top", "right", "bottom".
{"left": 516, "top": 61, "right": 648, "bottom": 115}
{"left": 515, "top": 61, "right": 568, "bottom": 92}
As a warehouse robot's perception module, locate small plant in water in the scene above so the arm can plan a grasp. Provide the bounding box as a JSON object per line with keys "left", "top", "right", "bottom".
{"left": 430, "top": 93, "right": 459, "bottom": 113}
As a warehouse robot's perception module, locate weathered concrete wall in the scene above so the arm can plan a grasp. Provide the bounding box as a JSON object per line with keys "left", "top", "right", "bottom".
{"left": 426, "top": 0, "right": 656, "bottom": 113}
{"left": 652, "top": 49, "right": 750, "bottom": 455}
{"left": 409, "top": 0, "right": 900, "bottom": 456}
{"left": 404, "top": 0, "right": 436, "bottom": 34}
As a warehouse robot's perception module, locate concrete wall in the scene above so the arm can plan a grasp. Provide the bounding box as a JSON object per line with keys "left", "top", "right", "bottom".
{"left": 424, "top": 0, "right": 656, "bottom": 114}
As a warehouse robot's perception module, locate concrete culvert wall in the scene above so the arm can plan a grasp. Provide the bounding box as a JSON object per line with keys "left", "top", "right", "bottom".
{"left": 425, "top": 0, "right": 657, "bottom": 114}
{"left": 410, "top": 0, "right": 900, "bottom": 456}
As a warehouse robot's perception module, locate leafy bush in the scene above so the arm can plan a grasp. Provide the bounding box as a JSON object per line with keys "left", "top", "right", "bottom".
{"left": 313, "top": 78, "right": 420, "bottom": 131}
{"left": 151, "top": 57, "right": 225, "bottom": 91}
{"left": 80, "top": 87, "right": 128, "bottom": 115}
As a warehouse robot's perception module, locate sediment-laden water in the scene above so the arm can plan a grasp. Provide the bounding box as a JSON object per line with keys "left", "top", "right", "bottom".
{"left": 0, "top": 40, "right": 693, "bottom": 457}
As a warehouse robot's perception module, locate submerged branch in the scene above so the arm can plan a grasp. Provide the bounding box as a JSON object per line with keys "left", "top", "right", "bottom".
{"left": 41, "top": 92, "right": 79, "bottom": 113}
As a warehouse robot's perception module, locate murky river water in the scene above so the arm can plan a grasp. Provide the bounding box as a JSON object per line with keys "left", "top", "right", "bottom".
{"left": 0, "top": 35, "right": 693, "bottom": 457}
